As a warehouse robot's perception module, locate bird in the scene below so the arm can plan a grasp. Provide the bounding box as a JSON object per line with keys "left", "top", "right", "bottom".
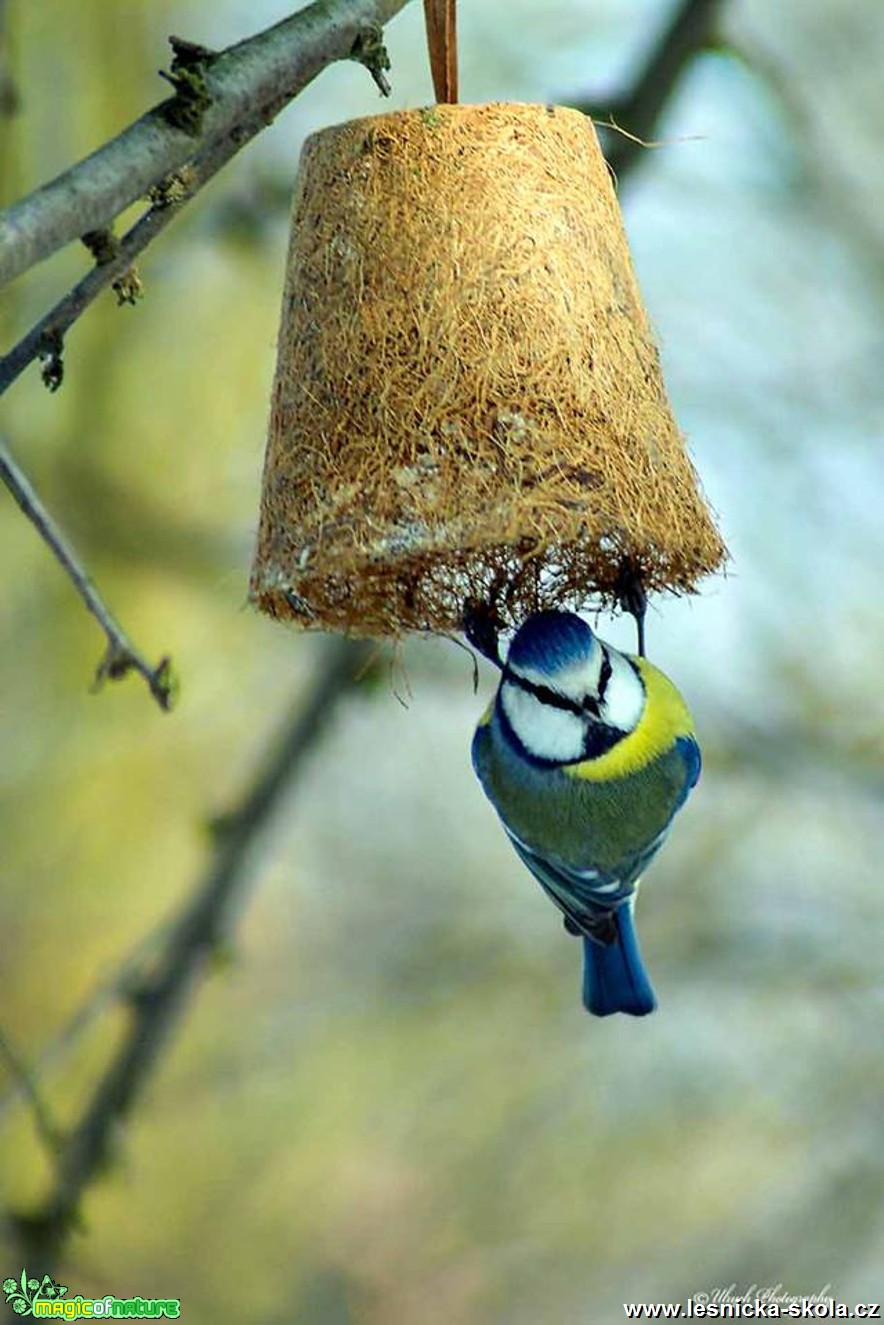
{"left": 470, "top": 609, "right": 700, "bottom": 1017}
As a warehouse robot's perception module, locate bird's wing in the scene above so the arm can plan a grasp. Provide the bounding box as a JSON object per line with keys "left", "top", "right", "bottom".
{"left": 505, "top": 827, "right": 669, "bottom": 944}
{"left": 674, "top": 734, "right": 702, "bottom": 806}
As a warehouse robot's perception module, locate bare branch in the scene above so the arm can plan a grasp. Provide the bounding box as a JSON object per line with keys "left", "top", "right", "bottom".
{"left": 0, "top": 435, "right": 177, "bottom": 709}
{"left": 571, "top": 0, "right": 725, "bottom": 181}
{"left": 8, "top": 636, "right": 373, "bottom": 1266}
{"left": 0, "top": 1028, "right": 61, "bottom": 1160}
{"left": 0, "top": 0, "right": 412, "bottom": 289}
{"left": 0, "top": 921, "right": 172, "bottom": 1131}
{"left": 1, "top": 132, "right": 241, "bottom": 395}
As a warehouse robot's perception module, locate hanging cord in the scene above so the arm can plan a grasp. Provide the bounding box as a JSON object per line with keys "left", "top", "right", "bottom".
{"left": 423, "top": 0, "right": 458, "bottom": 103}
{"left": 614, "top": 557, "right": 648, "bottom": 657}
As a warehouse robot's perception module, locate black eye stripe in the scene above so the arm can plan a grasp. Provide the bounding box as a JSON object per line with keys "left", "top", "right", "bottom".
{"left": 502, "top": 667, "right": 584, "bottom": 715}
{"left": 502, "top": 654, "right": 610, "bottom": 717}
{"left": 598, "top": 648, "right": 612, "bottom": 700}
{"left": 498, "top": 652, "right": 632, "bottom": 765}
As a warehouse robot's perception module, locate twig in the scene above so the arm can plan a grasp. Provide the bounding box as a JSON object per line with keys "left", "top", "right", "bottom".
{"left": 8, "top": 635, "right": 372, "bottom": 1266}
{"left": 0, "top": 435, "right": 176, "bottom": 710}
{"left": 0, "top": 920, "right": 172, "bottom": 1131}
{"left": 0, "top": 0, "right": 410, "bottom": 289}
{"left": 2, "top": 137, "right": 235, "bottom": 395}
{"left": 350, "top": 23, "right": 393, "bottom": 96}
{"left": 0, "top": 6, "right": 406, "bottom": 396}
{"left": 0, "top": 1028, "right": 61, "bottom": 1160}
{"left": 571, "top": 0, "right": 724, "bottom": 180}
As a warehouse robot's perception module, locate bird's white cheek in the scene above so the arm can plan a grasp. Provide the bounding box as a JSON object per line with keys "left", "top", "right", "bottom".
{"left": 601, "top": 655, "right": 645, "bottom": 731}
{"left": 500, "top": 685, "right": 585, "bottom": 762}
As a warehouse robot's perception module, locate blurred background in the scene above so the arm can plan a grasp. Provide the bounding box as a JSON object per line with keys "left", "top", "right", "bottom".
{"left": 2, "top": 0, "right": 883, "bottom": 1319}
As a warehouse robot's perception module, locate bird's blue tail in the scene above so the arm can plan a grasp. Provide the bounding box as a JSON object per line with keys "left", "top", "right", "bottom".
{"left": 582, "top": 904, "right": 657, "bottom": 1017}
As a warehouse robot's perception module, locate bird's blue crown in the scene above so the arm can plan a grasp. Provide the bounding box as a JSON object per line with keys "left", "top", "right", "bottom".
{"left": 506, "top": 611, "right": 596, "bottom": 674}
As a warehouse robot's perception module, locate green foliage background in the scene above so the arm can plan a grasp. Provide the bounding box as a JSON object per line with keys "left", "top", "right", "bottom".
{"left": 2, "top": 1, "right": 883, "bottom": 1320}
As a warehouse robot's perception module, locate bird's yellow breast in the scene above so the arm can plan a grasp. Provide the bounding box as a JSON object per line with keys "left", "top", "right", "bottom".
{"left": 564, "top": 656, "right": 694, "bottom": 782}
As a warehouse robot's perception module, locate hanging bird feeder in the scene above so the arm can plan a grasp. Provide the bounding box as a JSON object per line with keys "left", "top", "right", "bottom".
{"left": 249, "top": 1, "right": 726, "bottom": 637}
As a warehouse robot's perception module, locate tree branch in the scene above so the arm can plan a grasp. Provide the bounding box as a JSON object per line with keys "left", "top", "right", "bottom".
{"left": 8, "top": 635, "right": 373, "bottom": 1267}
{"left": 0, "top": 921, "right": 172, "bottom": 1133}
{"left": 0, "top": 0, "right": 409, "bottom": 394}
{"left": 1, "top": 133, "right": 239, "bottom": 395}
{"left": 0, "top": 435, "right": 177, "bottom": 709}
{"left": 0, "top": 1028, "right": 61, "bottom": 1161}
{"left": 572, "top": 0, "right": 725, "bottom": 181}
{"left": 0, "top": 0, "right": 411, "bottom": 289}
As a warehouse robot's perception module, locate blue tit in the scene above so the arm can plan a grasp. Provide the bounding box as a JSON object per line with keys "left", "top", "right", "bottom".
{"left": 471, "top": 610, "right": 700, "bottom": 1017}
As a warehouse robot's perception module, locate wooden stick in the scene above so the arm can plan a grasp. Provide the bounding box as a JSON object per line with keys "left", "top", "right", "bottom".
{"left": 423, "top": 0, "right": 458, "bottom": 103}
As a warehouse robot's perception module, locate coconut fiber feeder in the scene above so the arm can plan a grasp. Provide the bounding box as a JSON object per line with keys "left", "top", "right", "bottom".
{"left": 249, "top": 7, "right": 726, "bottom": 638}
